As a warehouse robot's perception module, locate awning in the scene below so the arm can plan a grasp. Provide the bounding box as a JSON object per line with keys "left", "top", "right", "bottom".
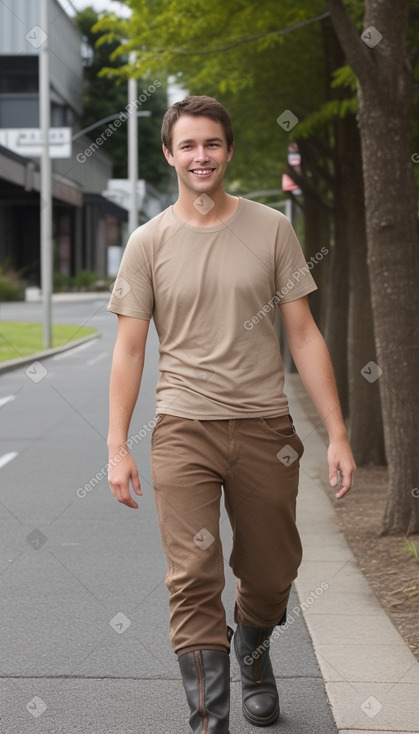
{"left": 83, "top": 192, "right": 128, "bottom": 221}
{"left": 0, "top": 144, "right": 83, "bottom": 207}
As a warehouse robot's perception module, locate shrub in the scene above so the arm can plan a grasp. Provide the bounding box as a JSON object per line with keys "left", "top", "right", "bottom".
{"left": 73, "top": 270, "right": 99, "bottom": 290}
{"left": 0, "top": 265, "right": 24, "bottom": 301}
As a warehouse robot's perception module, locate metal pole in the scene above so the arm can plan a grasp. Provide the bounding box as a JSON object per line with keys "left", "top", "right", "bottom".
{"left": 128, "top": 51, "right": 138, "bottom": 234}
{"left": 285, "top": 198, "right": 293, "bottom": 223}
{"left": 40, "top": 0, "right": 52, "bottom": 347}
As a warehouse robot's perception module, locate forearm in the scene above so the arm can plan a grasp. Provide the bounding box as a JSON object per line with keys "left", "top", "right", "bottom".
{"left": 280, "top": 297, "right": 355, "bottom": 495}
{"left": 289, "top": 330, "right": 347, "bottom": 441}
{"left": 107, "top": 347, "right": 144, "bottom": 451}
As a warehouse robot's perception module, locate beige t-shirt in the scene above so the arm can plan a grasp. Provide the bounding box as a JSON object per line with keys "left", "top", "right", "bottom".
{"left": 107, "top": 197, "right": 317, "bottom": 419}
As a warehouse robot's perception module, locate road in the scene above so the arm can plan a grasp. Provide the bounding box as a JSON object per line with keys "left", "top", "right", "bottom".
{"left": 0, "top": 297, "right": 337, "bottom": 733}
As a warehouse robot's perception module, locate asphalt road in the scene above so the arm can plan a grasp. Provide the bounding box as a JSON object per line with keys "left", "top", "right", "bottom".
{"left": 0, "top": 297, "right": 337, "bottom": 734}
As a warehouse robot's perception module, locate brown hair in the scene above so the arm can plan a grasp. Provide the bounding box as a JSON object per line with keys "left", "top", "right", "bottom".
{"left": 161, "top": 95, "right": 234, "bottom": 153}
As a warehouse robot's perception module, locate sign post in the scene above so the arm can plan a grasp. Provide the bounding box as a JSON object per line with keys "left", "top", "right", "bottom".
{"left": 40, "top": 0, "right": 52, "bottom": 348}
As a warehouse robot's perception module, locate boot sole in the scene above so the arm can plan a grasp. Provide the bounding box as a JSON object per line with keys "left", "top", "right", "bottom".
{"left": 242, "top": 702, "right": 280, "bottom": 727}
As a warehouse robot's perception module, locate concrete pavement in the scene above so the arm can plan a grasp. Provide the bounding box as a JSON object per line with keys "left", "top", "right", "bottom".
{"left": 0, "top": 295, "right": 418, "bottom": 733}
{"left": 288, "top": 374, "right": 419, "bottom": 734}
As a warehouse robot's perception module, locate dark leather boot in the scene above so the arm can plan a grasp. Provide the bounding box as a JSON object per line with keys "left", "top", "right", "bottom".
{"left": 234, "top": 623, "right": 279, "bottom": 726}
{"left": 178, "top": 649, "right": 230, "bottom": 733}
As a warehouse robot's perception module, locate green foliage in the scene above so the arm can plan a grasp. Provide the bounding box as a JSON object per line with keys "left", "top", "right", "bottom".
{"left": 331, "top": 65, "right": 358, "bottom": 93}
{"left": 297, "top": 98, "right": 357, "bottom": 138}
{"left": 53, "top": 270, "right": 114, "bottom": 293}
{"left": 94, "top": 0, "right": 331, "bottom": 192}
{"left": 75, "top": 6, "right": 170, "bottom": 187}
{"left": 0, "top": 264, "right": 24, "bottom": 301}
{"left": 0, "top": 276, "right": 21, "bottom": 301}
{"left": 53, "top": 272, "right": 72, "bottom": 293}
{"left": 73, "top": 269, "right": 99, "bottom": 289}
{"left": 93, "top": 0, "right": 419, "bottom": 197}
{"left": 405, "top": 538, "right": 419, "bottom": 560}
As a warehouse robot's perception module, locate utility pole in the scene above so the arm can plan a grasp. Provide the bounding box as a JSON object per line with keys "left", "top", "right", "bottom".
{"left": 40, "top": 0, "right": 52, "bottom": 348}
{"left": 128, "top": 51, "right": 138, "bottom": 234}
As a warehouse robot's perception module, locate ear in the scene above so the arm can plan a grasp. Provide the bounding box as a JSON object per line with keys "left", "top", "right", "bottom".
{"left": 227, "top": 142, "right": 234, "bottom": 163}
{"left": 162, "top": 144, "right": 175, "bottom": 166}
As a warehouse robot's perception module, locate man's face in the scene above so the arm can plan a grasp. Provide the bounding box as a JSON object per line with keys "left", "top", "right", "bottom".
{"left": 163, "top": 114, "right": 234, "bottom": 197}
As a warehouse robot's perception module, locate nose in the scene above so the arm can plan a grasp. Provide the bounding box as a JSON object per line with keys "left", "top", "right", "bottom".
{"left": 194, "top": 145, "right": 209, "bottom": 162}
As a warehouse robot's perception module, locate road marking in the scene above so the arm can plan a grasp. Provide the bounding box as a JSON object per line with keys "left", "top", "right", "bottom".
{"left": 0, "top": 395, "right": 16, "bottom": 408}
{"left": 52, "top": 341, "right": 95, "bottom": 361}
{"left": 0, "top": 452, "right": 18, "bottom": 470}
{"left": 87, "top": 352, "right": 109, "bottom": 366}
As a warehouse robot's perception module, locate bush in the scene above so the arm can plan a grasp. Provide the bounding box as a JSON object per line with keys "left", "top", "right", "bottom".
{"left": 0, "top": 265, "right": 24, "bottom": 301}
{"left": 53, "top": 272, "right": 74, "bottom": 292}
{"left": 73, "top": 270, "right": 99, "bottom": 290}
{"left": 53, "top": 270, "right": 105, "bottom": 292}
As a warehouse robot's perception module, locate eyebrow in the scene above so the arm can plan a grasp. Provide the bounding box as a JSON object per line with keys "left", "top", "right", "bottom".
{"left": 176, "top": 137, "right": 225, "bottom": 147}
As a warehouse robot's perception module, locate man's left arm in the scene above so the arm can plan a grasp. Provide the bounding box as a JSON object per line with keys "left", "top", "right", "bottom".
{"left": 279, "top": 295, "right": 356, "bottom": 498}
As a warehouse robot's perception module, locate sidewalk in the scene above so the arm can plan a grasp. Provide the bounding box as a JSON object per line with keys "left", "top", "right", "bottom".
{"left": 287, "top": 372, "right": 419, "bottom": 734}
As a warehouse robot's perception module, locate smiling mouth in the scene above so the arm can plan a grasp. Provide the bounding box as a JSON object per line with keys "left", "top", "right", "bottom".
{"left": 190, "top": 169, "right": 215, "bottom": 176}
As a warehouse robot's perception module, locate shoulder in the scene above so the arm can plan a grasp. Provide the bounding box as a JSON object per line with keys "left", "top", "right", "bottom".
{"left": 239, "top": 198, "right": 291, "bottom": 228}
{"left": 128, "top": 206, "right": 172, "bottom": 244}
{"left": 122, "top": 207, "right": 173, "bottom": 262}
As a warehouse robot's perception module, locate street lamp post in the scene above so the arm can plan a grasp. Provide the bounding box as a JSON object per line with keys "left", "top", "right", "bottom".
{"left": 40, "top": 0, "right": 52, "bottom": 348}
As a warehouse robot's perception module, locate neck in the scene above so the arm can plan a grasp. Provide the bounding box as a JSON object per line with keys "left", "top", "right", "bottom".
{"left": 173, "top": 187, "right": 238, "bottom": 227}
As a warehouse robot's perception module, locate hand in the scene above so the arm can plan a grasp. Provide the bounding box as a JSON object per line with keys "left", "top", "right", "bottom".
{"left": 108, "top": 449, "right": 142, "bottom": 509}
{"left": 327, "top": 438, "right": 356, "bottom": 498}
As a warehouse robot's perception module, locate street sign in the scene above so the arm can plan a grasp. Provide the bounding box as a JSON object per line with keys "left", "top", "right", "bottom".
{"left": 0, "top": 128, "right": 72, "bottom": 158}
{"left": 282, "top": 173, "right": 301, "bottom": 195}
{"left": 288, "top": 142, "right": 301, "bottom": 167}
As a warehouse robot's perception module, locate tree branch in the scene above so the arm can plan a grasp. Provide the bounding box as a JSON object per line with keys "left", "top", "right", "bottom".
{"left": 325, "top": 0, "right": 373, "bottom": 85}
{"left": 145, "top": 11, "right": 331, "bottom": 57}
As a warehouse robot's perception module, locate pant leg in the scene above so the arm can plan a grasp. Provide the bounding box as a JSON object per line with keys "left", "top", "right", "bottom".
{"left": 223, "top": 414, "right": 303, "bottom": 628}
{"left": 150, "top": 413, "right": 230, "bottom": 656}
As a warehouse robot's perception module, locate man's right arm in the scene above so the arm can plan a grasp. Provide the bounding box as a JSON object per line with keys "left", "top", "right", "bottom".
{"left": 107, "top": 315, "right": 150, "bottom": 509}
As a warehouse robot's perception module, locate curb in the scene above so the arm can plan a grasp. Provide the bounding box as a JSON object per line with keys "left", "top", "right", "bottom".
{"left": 0, "top": 331, "right": 100, "bottom": 375}
{"left": 51, "top": 292, "right": 111, "bottom": 303}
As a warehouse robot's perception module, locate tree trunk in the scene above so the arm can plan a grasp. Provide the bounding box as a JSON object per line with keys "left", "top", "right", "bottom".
{"left": 345, "top": 116, "right": 386, "bottom": 465}
{"left": 280, "top": 146, "right": 331, "bottom": 374}
{"left": 321, "top": 16, "right": 352, "bottom": 420}
{"left": 302, "top": 183, "right": 331, "bottom": 328}
{"left": 277, "top": 189, "right": 330, "bottom": 373}
{"left": 327, "top": 0, "right": 419, "bottom": 533}
{"left": 324, "top": 203, "right": 349, "bottom": 417}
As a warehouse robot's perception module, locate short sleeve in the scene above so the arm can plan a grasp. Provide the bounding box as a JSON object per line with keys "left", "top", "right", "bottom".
{"left": 274, "top": 216, "right": 318, "bottom": 304}
{"left": 107, "top": 229, "right": 154, "bottom": 319}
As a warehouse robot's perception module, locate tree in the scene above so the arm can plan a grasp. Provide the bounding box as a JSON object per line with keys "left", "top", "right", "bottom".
{"left": 326, "top": 0, "right": 419, "bottom": 533}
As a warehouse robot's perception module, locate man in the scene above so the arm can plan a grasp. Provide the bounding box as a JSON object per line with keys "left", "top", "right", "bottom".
{"left": 107, "top": 95, "right": 355, "bottom": 734}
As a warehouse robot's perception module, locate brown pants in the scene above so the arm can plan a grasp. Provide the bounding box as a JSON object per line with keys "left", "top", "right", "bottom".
{"left": 150, "top": 413, "right": 303, "bottom": 657}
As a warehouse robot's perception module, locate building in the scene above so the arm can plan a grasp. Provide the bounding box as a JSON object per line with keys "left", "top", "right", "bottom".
{"left": 0, "top": 0, "right": 128, "bottom": 288}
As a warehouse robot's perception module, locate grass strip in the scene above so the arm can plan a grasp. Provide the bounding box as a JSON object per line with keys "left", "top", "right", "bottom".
{"left": 0, "top": 322, "right": 97, "bottom": 362}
